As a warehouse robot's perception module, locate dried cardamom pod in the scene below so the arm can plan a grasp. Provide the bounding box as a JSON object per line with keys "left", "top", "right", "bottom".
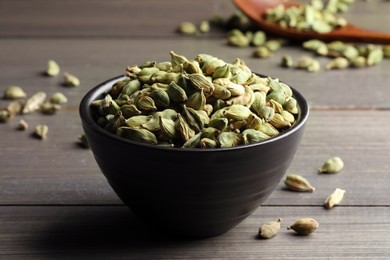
{"left": 186, "top": 90, "right": 206, "bottom": 110}
{"left": 284, "top": 174, "right": 315, "bottom": 192}
{"left": 3, "top": 86, "right": 27, "bottom": 99}
{"left": 34, "top": 124, "right": 48, "bottom": 140}
{"left": 46, "top": 59, "right": 60, "bottom": 76}
{"left": 17, "top": 119, "right": 28, "bottom": 130}
{"left": 49, "top": 92, "right": 68, "bottom": 105}
{"left": 176, "top": 114, "right": 195, "bottom": 142}
{"left": 149, "top": 89, "right": 170, "bottom": 108}
{"left": 64, "top": 72, "right": 80, "bottom": 87}
{"left": 324, "top": 188, "right": 346, "bottom": 209}
{"left": 227, "top": 29, "right": 250, "bottom": 47}
{"left": 281, "top": 55, "right": 293, "bottom": 68}
{"left": 159, "top": 116, "right": 177, "bottom": 138}
{"left": 182, "top": 132, "right": 201, "bottom": 148}
{"left": 199, "top": 20, "right": 210, "bottom": 34}
{"left": 78, "top": 134, "right": 90, "bottom": 149}
{"left": 325, "top": 57, "right": 349, "bottom": 70}
{"left": 0, "top": 110, "right": 11, "bottom": 123}
{"left": 199, "top": 138, "right": 217, "bottom": 148}
{"left": 251, "top": 31, "right": 267, "bottom": 46}
{"left": 287, "top": 218, "right": 319, "bottom": 236}
{"left": 22, "top": 91, "right": 47, "bottom": 114}
{"left": 137, "top": 96, "right": 157, "bottom": 112}
{"left": 170, "top": 51, "right": 189, "bottom": 67}
{"left": 319, "top": 156, "right": 344, "bottom": 173}
{"left": 258, "top": 218, "right": 282, "bottom": 239}
{"left": 117, "top": 127, "right": 158, "bottom": 145}
{"left": 253, "top": 46, "right": 272, "bottom": 58}
{"left": 7, "top": 100, "right": 23, "bottom": 116}
{"left": 40, "top": 102, "right": 61, "bottom": 115}
{"left": 242, "top": 129, "right": 270, "bottom": 144}
{"left": 167, "top": 81, "right": 188, "bottom": 103}
{"left": 177, "top": 21, "right": 197, "bottom": 35}
{"left": 217, "top": 131, "right": 241, "bottom": 147}
{"left": 224, "top": 104, "right": 252, "bottom": 120}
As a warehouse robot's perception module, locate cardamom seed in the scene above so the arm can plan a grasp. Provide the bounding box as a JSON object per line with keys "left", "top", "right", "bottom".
{"left": 258, "top": 218, "right": 282, "bottom": 239}
{"left": 319, "top": 156, "right": 344, "bottom": 173}
{"left": 324, "top": 188, "right": 346, "bottom": 209}
{"left": 284, "top": 174, "right": 315, "bottom": 192}
{"left": 287, "top": 218, "right": 319, "bottom": 236}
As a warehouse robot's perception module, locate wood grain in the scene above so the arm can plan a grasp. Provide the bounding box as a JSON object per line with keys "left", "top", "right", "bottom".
{"left": 0, "top": 206, "right": 389, "bottom": 259}
{"left": 1, "top": 39, "right": 390, "bottom": 109}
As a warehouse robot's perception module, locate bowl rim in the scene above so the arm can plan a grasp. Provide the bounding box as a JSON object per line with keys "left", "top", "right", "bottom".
{"left": 79, "top": 75, "right": 309, "bottom": 153}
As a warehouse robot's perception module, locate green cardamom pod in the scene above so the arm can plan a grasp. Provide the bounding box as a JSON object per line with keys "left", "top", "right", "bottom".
{"left": 287, "top": 218, "right": 319, "bottom": 236}
{"left": 324, "top": 188, "right": 346, "bottom": 209}
{"left": 284, "top": 174, "right": 315, "bottom": 192}
{"left": 117, "top": 127, "right": 158, "bottom": 145}
{"left": 167, "top": 81, "right": 188, "bottom": 103}
{"left": 242, "top": 129, "right": 270, "bottom": 144}
{"left": 176, "top": 114, "right": 195, "bottom": 142}
{"left": 46, "top": 59, "right": 60, "bottom": 77}
{"left": 34, "top": 124, "right": 49, "bottom": 140}
{"left": 258, "top": 218, "right": 282, "bottom": 239}
{"left": 49, "top": 92, "right": 68, "bottom": 105}
{"left": 149, "top": 89, "right": 170, "bottom": 108}
{"left": 186, "top": 90, "right": 206, "bottom": 110}
{"left": 3, "top": 86, "right": 27, "bottom": 99}
{"left": 64, "top": 72, "right": 80, "bottom": 87}
{"left": 319, "top": 156, "right": 344, "bottom": 173}
{"left": 22, "top": 91, "right": 47, "bottom": 114}
{"left": 217, "top": 131, "right": 241, "bottom": 147}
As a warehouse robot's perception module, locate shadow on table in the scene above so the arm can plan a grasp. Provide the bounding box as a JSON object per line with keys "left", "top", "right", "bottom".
{"left": 35, "top": 206, "right": 205, "bottom": 256}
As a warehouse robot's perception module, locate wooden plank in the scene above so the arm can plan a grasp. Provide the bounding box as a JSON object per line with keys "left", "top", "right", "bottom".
{"left": 0, "top": 0, "right": 389, "bottom": 38}
{"left": 1, "top": 39, "right": 390, "bottom": 109}
{"left": 0, "top": 0, "right": 233, "bottom": 38}
{"left": 1, "top": 110, "right": 389, "bottom": 206}
{"left": 0, "top": 205, "right": 389, "bottom": 258}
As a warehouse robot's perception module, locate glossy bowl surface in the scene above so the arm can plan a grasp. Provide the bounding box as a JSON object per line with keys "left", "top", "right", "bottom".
{"left": 80, "top": 75, "right": 309, "bottom": 238}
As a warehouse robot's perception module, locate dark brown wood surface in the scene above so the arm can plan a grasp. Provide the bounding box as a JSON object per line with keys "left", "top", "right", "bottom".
{"left": 1, "top": 0, "right": 390, "bottom": 258}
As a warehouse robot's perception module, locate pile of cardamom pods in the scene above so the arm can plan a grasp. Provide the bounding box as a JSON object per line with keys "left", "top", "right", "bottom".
{"left": 91, "top": 51, "right": 299, "bottom": 148}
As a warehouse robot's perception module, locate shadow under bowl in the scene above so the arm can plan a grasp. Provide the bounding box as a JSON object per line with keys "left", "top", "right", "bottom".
{"left": 79, "top": 75, "right": 309, "bottom": 238}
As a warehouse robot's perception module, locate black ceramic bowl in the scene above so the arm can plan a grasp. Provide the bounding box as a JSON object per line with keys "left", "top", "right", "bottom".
{"left": 80, "top": 75, "right": 309, "bottom": 238}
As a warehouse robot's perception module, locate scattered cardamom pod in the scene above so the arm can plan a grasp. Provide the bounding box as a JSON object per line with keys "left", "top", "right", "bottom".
{"left": 178, "top": 22, "right": 198, "bottom": 35}
{"left": 3, "top": 86, "right": 27, "bottom": 99}
{"left": 287, "top": 218, "right": 319, "bottom": 236}
{"left": 324, "top": 188, "right": 346, "bottom": 209}
{"left": 40, "top": 101, "right": 61, "bottom": 115}
{"left": 64, "top": 72, "right": 80, "bottom": 87}
{"left": 0, "top": 110, "right": 11, "bottom": 123}
{"left": 319, "top": 156, "right": 344, "bottom": 173}
{"left": 17, "top": 119, "right": 29, "bottom": 131}
{"left": 281, "top": 55, "right": 294, "bottom": 68}
{"left": 49, "top": 92, "right": 68, "bottom": 105}
{"left": 258, "top": 218, "right": 282, "bottom": 239}
{"left": 326, "top": 57, "right": 349, "bottom": 70}
{"left": 78, "top": 134, "right": 90, "bottom": 149}
{"left": 22, "top": 91, "right": 47, "bottom": 114}
{"left": 284, "top": 174, "right": 315, "bottom": 192}
{"left": 34, "top": 124, "right": 48, "bottom": 140}
{"left": 199, "top": 20, "right": 210, "bottom": 34}
{"left": 46, "top": 59, "right": 60, "bottom": 76}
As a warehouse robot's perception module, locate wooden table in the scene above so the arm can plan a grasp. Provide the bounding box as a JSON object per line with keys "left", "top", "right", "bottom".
{"left": 1, "top": 0, "right": 390, "bottom": 258}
